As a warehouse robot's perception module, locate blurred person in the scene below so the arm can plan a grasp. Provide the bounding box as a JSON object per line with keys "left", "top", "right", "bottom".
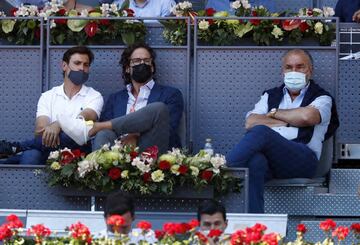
{"left": 335, "top": 0, "right": 360, "bottom": 22}
{"left": 113, "top": 0, "right": 175, "bottom": 18}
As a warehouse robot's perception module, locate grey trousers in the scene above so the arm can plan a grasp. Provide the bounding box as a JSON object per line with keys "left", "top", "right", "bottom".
{"left": 92, "top": 102, "right": 170, "bottom": 154}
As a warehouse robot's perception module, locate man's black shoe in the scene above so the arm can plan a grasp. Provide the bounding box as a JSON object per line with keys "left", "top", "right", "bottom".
{"left": 0, "top": 140, "right": 20, "bottom": 159}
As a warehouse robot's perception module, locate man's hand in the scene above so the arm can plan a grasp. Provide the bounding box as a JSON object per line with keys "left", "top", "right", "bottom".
{"left": 353, "top": 9, "right": 360, "bottom": 22}
{"left": 41, "top": 122, "right": 61, "bottom": 148}
{"left": 121, "top": 133, "right": 139, "bottom": 147}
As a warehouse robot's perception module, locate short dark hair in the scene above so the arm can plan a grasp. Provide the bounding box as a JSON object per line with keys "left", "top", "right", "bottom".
{"left": 282, "top": 49, "right": 314, "bottom": 68}
{"left": 104, "top": 191, "right": 135, "bottom": 218}
{"left": 62, "top": 46, "right": 94, "bottom": 65}
{"left": 119, "top": 43, "right": 157, "bottom": 85}
{"left": 197, "top": 199, "right": 227, "bottom": 221}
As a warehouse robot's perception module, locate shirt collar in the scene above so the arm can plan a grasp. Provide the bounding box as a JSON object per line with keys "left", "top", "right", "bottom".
{"left": 55, "top": 83, "right": 87, "bottom": 98}
{"left": 132, "top": 0, "right": 150, "bottom": 8}
{"left": 126, "top": 79, "right": 155, "bottom": 93}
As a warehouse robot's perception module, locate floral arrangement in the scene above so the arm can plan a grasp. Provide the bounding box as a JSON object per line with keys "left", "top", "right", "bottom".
{"left": 0, "top": 0, "right": 146, "bottom": 45}
{"left": 162, "top": 0, "right": 336, "bottom": 46}
{"left": 2, "top": 215, "right": 360, "bottom": 245}
{"left": 46, "top": 141, "right": 240, "bottom": 195}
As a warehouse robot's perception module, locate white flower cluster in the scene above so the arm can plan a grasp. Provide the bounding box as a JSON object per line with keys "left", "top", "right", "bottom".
{"left": 39, "top": 0, "right": 64, "bottom": 19}
{"left": 171, "top": 1, "right": 192, "bottom": 17}
{"left": 14, "top": 4, "right": 39, "bottom": 17}
{"left": 0, "top": 11, "right": 6, "bottom": 17}
{"left": 210, "top": 154, "right": 226, "bottom": 174}
{"left": 271, "top": 25, "right": 283, "bottom": 39}
{"left": 198, "top": 20, "right": 209, "bottom": 30}
{"left": 231, "top": 0, "right": 251, "bottom": 10}
{"left": 100, "top": 3, "right": 119, "bottom": 17}
{"left": 131, "top": 157, "right": 151, "bottom": 173}
{"left": 298, "top": 7, "right": 334, "bottom": 17}
{"left": 48, "top": 150, "right": 60, "bottom": 160}
{"left": 78, "top": 159, "right": 99, "bottom": 178}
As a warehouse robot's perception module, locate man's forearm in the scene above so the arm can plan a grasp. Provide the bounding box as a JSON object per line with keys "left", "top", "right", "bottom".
{"left": 246, "top": 114, "right": 287, "bottom": 129}
{"left": 272, "top": 107, "right": 320, "bottom": 127}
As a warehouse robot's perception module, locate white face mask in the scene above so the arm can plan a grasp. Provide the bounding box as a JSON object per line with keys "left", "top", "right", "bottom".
{"left": 284, "top": 71, "right": 307, "bottom": 92}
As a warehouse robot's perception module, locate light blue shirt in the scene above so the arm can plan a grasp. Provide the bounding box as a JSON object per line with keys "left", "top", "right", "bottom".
{"left": 205, "top": 0, "right": 275, "bottom": 12}
{"left": 114, "top": 0, "right": 175, "bottom": 18}
{"left": 246, "top": 84, "right": 332, "bottom": 159}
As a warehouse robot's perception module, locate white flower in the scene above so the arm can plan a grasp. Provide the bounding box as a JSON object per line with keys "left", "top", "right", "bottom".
{"left": 314, "top": 22, "right": 324, "bottom": 34}
{"left": 121, "top": 170, "right": 129, "bottom": 179}
{"left": 231, "top": 0, "right": 251, "bottom": 10}
{"left": 0, "top": 11, "right": 6, "bottom": 17}
{"left": 101, "top": 143, "right": 110, "bottom": 151}
{"left": 77, "top": 159, "right": 98, "bottom": 178}
{"left": 241, "top": 0, "right": 251, "bottom": 9}
{"left": 271, "top": 25, "right": 283, "bottom": 39}
{"left": 231, "top": 1, "right": 241, "bottom": 9}
{"left": 50, "top": 20, "right": 57, "bottom": 28}
{"left": 131, "top": 157, "right": 151, "bottom": 173}
{"left": 178, "top": 1, "right": 192, "bottom": 10}
{"left": 110, "top": 3, "right": 118, "bottom": 13}
{"left": 151, "top": 170, "right": 165, "bottom": 182}
{"left": 190, "top": 166, "right": 199, "bottom": 177}
{"left": 323, "top": 7, "right": 335, "bottom": 17}
{"left": 49, "top": 151, "right": 60, "bottom": 159}
{"left": 80, "top": 9, "right": 89, "bottom": 17}
{"left": 198, "top": 20, "right": 209, "bottom": 30}
{"left": 258, "top": 5, "right": 265, "bottom": 9}
{"left": 171, "top": 165, "right": 180, "bottom": 175}
{"left": 210, "top": 154, "right": 226, "bottom": 169}
{"left": 313, "top": 8, "right": 323, "bottom": 15}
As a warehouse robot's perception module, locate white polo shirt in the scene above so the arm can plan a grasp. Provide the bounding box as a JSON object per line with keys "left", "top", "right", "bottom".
{"left": 36, "top": 84, "right": 104, "bottom": 123}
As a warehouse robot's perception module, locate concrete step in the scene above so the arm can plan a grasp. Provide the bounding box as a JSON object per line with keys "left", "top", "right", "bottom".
{"left": 329, "top": 168, "right": 360, "bottom": 195}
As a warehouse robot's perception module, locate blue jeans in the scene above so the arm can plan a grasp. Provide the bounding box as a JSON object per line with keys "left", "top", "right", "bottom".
{"left": 2, "top": 132, "right": 91, "bottom": 165}
{"left": 226, "top": 125, "right": 318, "bottom": 213}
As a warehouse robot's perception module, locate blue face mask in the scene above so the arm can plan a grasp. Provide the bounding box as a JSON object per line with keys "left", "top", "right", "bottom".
{"left": 284, "top": 71, "right": 307, "bottom": 92}
{"left": 68, "top": 70, "right": 89, "bottom": 86}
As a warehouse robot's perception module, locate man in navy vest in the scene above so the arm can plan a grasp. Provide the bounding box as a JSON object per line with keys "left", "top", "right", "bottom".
{"left": 226, "top": 49, "right": 339, "bottom": 213}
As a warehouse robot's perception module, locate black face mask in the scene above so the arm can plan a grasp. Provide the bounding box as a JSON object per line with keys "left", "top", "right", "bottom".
{"left": 68, "top": 70, "right": 89, "bottom": 86}
{"left": 131, "top": 64, "right": 152, "bottom": 84}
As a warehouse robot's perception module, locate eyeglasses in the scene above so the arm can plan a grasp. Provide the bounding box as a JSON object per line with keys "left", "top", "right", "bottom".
{"left": 130, "top": 58, "right": 152, "bottom": 66}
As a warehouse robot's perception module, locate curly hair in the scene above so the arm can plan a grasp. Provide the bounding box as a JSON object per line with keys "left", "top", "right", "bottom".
{"left": 119, "top": 43, "right": 157, "bottom": 85}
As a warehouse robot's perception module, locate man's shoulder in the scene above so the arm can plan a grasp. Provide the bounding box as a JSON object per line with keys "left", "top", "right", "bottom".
{"left": 82, "top": 85, "right": 102, "bottom": 97}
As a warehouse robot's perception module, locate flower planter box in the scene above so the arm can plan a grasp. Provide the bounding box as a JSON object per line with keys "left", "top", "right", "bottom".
{"left": 52, "top": 185, "right": 214, "bottom": 199}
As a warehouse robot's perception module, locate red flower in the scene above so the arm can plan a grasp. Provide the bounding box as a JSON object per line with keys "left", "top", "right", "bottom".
{"left": 307, "top": 9, "right": 313, "bottom": 16}
{"left": 208, "top": 229, "right": 223, "bottom": 238}
{"left": 108, "top": 167, "right": 121, "bottom": 180}
{"left": 143, "top": 172, "right": 151, "bottom": 182}
{"left": 99, "top": 19, "right": 111, "bottom": 26}
{"left": 272, "top": 19, "right": 281, "bottom": 25}
{"left": 205, "top": 8, "right": 216, "bottom": 16}
{"left": 0, "top": 224, "right": 12, "bottom": 241}
{"left": 282, "top": 19, "right": 301, "bottom": 31}
{"left": 143, "top": 145, "right": 158, "bottom": 160}
{"left": 231, "top": 230, "right": 246, "bottom": 245}
{"left": 34, "top": 28, "right": 41, "bottom": 40}
{"left": 188, "top": 219, "right": 200, "bottom": 229}
{"left": 60, "top": 150, "right": 75, "bottom": 165}
{"left": 85, "top": 22, "right": 98, "bottom": 37}
{"left": 124, "top": 8, "right": 134, "bottom": 17}
{"left": 163, "top": 223, "right": 176, "bottom": 235}
{"left": 130, "top": 151, "right": 138, "bottom": 160}
{"left": 297, "top": 224, "right": 307, "bottom": 233}
{"left": 299, "top": 21, "right": 310, "bottom": 32}
{"left": 159, "top": 160, "right": 171, "bottom": 170}
{"left": 155, "top": 230, "right": 165, "bottom": 239}
{"left": 69, "top": 222, "right": 92, "bottom": 242}
{"left": 350, "top": 223, "right": 360, "bottom": 233}
{"left": 244, "top": 227, "right": 262, "bottom": 243}
{"left": 261, "top": 232, "right": 280, "bottom": 245}
{"left": 195, "top": 231, "right": 208, "bottom": 243}
{"left": 71, "top": 149, "right": 83, "bottom": 158}
{"left": 9, "top": 8, "right": 18, "bottom": 17}
{"left": 137, "top": 221, "right": 152, "bottom": 231}
{"left": 250, "top": 11, "right": 261, "bottom": 26}
{"left": 178, "top": 165, "right": 188, "bottom": 175}
{"left": 319, "top": 219, "right": 337, "bottom": 232}
{"left": 107, "top": 215, "right": 125, "bottom": 227}
{"left": 54, "top": 18, "right": 67, "bottom": 25}
{"left": 6, "top": 214, "right": 23, "bottom": 229}
{"left": 58, "top": 8, "right": 66, "bottom": 15}
{"left": 201, "top": 170, "right": 213, "bottom": 181}
{"left": 174, "top": 223, "right": 191, "bottom": 234}
{"left": 252, "top": 223, "right": 267, "bottom": 233}
{"left": 332, "top": 226, "right": 349, "bottom": 241}
{"left": 27, "top": 224, "right": 51, "bottom": 243}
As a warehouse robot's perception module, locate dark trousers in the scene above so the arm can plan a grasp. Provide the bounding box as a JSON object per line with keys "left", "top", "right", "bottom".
{"left": 2, "top": 133, "right": 90, "bottom": 165}
{"left": 226, "top": 125, "right": 318, "bottom": 213}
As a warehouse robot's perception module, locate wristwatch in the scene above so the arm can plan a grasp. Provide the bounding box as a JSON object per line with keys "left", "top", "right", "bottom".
{"left": 269, "top": 108, "right": 277, "bottom": 118}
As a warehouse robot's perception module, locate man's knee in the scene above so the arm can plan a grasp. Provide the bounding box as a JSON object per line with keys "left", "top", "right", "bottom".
{"left": 93, "top": 129, "right": 117, "bottom": 150}
{"left": 148, "top": 102, "right": 169, "bottom": 118}
{"left": 248, "top": 125, "right": 272, "bottom": 136}
{"left": 19, "top": 149, "right": 44, "bottom": 165}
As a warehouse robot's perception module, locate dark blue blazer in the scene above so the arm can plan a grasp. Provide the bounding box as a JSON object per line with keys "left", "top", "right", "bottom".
{"left": 335, "top": 0, "right": 360, "bottom": 22}
{"left": 100, "top": 83, "right": 184, "bottom": 149}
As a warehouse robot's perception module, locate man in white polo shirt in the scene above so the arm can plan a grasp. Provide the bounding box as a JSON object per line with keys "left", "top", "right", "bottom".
{"left": 0, "top": 46, "right": 103, "bottom": 165}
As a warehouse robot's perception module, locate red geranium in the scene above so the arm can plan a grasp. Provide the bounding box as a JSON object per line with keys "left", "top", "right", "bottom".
{"left": 107, "top": 215, "right": 125, "bottom": 227}
{"left": 208, "top": 229, "right": 223, "bottom": 238}
{"left": 159, "top": 160, "right": 171, "bottom": 170}
{"left": 231, "top": 230, "right": 246, "bottom": 245}
{"left": 178, "top": 165, "right": 188, "bottom": 175}
{"left": 244, "top": 227, "right": 262, "bottom": 243}
{"left": 201, "top": 170, "right": 213, "bottom": 181}
{"left": 6, "top": 214, "right": 23, "bottom": 229}
{"left": 155, "top": 230, "right": 165, "bottom": 239}
{"left": 174, "top": 223, "right": 191, "bottom": 234}
{"left": 108, "top": 167, "right": 121, "bottom": 180}
{"left": 137, "top": 221, "right": 152, "bottom": 231}
{"left": 319, "top": 219, "right": 337, "bottom": 232}
{"left": 195, "top": 231, "right": 208, "bottom": 243}
{"left": 297, "top": 223, "right": 307, "bottom": 233}
{"left": 350, "top": 223, "right": 360, "bottom": 233}
{"left": 143, "top": 172, "right": 151, "bottom": 182}
{"left": 272, "top": 19, "right": 281, "bottom": 25}
{"left": 27, "top": 224, "right": 51, "bottom": 243}
{"left": 0, "top": 224, "right": 12, "bottom": 241}
{"left": 299, "top": 21, "right": 310, "bottom": 32}
{"left": 282, "top": 19, "right": 301, "bottom": 31}
{"left": 261, "top": 232, "right": 280, "bottom": 245}
{"left": 85, "top": 22, "right": 98, "bottom": 37}
{"left": 205, "top": 8, "right": 216, "bottom": 16}
{"left": 188, "top": 219, "right": 200, "bottom": 229}
{"left": 332, "top": 226, "right": 349, "bottom": 241}
{"left": 250, "top": 11, "right": 261, "bottom": 26}
{"left": 252, "top": 223, "right": 267, "bottom": 233}
{"left": 68, "top": 222, "right": 92, "bottom": 243}
{"left": 163, "top": 223, "right": 176, "bottom": 235}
